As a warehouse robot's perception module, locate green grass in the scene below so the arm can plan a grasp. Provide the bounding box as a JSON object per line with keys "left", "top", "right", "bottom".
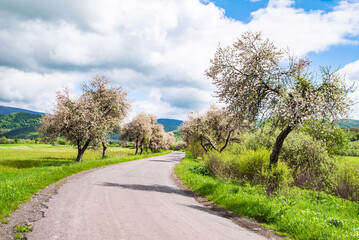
{"left": 175, "top": 153, "right": 359, "bottom": 240}
{"left": 339, "top": 155, "right": 359, "bottom": 164}
{"left": 0, "top": 144, "right": 170, "bottom": 219}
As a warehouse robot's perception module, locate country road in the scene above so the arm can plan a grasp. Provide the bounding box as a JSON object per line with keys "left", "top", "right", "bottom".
{"left": 28, "top": 152, "right": 268, "bottom": 240}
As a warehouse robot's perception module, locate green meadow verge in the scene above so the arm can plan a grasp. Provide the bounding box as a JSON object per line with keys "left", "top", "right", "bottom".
{"left": 175, "top": 153, "right": 359, "bottom": 240}
{"left": 0, "top": 144, "right": 170, "bottom": 219}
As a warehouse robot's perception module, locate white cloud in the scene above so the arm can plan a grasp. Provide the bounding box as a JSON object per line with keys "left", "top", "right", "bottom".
{"left": 341, "top": 60, "right": 359, "bottom": 119}
{"left": 0, "top": 0, "right": 358, "bottom": 119}
{"left": 0, "top": 67, "right": 83, "bottom": 112}
{"left": 248, "top": 0, "right": 359, "bottom": 55}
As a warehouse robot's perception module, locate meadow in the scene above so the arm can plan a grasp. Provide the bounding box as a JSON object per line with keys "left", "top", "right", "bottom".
{"left": 0, "top": 144, "right": 169, "bottom": 220}
{"left": 175, "top": 153, "right": 359, "bottom": 240}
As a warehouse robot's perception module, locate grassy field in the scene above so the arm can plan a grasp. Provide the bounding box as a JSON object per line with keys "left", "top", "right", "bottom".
{"left": 0, "top": 144, "right": 170, "bottom": 219}
{"left": 175, "top": 153, "right": 359, "bottom": 240}
{"left": 339, "top": 155, "right": 359, "bottom": 164}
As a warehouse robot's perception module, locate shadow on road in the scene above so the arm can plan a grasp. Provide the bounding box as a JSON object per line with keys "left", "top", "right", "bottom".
{"left": 148, "top": 160, "right": 178, "bottom": 163}
{"left": 97, "top": 182, "right": 193, "bottom": 197}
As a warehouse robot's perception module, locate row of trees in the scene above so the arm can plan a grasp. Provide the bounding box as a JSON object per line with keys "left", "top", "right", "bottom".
{"left": 40, "top": 76, "right": 175, "bottom": 162}
{"left": 119, "top": 113, "right": 176, "bottom": 154}
{"left": 181, "top": 31, "right": 353, "bottom": 168}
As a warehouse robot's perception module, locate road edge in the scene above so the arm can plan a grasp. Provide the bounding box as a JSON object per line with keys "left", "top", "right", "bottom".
{"left": 171, "top": 164, "right": 286, "bottom": 240}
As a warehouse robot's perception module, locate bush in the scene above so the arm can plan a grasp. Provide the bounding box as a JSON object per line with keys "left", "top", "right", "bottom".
{"left": 280, "top": 132, "right": 335, "bottom": 191}
{"left": 187, "top": 140, "right": 206, "bottom": 158}
{"left": 334, "top": 162, "right": 359, "bottom": 201}
{"left": 0, "top": 136, "right": 8, "bottom": 144}
{"left": 203, "top": 146, "right": 293, "bottom": 193}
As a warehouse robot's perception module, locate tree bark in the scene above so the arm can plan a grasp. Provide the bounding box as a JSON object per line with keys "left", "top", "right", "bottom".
{"left": 219, "top": 129, "right": 234, "bottom": 152}
{"left": 135, "top": 141, "right": 139, "bottom": 155}
{"left": 76, "top": 139, "right": 91, "bottom": 162}
{"left": 269, "top": 125, "right": 294, "bottom": 166}
{"left": 102, "top": 142, "right": 108, "bottom": 158}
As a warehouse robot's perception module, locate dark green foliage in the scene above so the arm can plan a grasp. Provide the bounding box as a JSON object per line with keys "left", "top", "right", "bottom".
{"left": 1, "top": 126, "right": 41, "bottom": 139}
{"left": 163, "top": 125, "right": 178, "bottom": 132}
{"left": 337, "top": 119, "right": 359, "bottom": 128}
{"left": 0, "top": 112, "right": 41, "bottom": 131}
{"left": 189, "top": 165, "right": 210, "bottom": 176}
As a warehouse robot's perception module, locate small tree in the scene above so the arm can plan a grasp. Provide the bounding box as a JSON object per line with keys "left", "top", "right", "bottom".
{"left": 40, "top": 76, "right": 130, "bottom": 162}
{"left": 180, "top": 105, "right": 242, "bottom": 153}
{"left": 206, "top": 32, "right": 353, "bottom": 166}
{"left": 0, "top": 136, "right": 8, "bottom": 144}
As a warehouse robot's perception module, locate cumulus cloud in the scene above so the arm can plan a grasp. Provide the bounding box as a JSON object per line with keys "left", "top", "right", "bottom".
{"left": 248, "top": 0, "right": 359, "bottom": 55}
{"left": 0, "top": 0, "right": 358, "bottom": 119}
{"left": 341, "top": 60, "right": 359, "bottom": 119}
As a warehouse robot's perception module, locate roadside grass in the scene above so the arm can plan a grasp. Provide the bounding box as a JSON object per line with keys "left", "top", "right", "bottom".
{"left": 175, "top": 153, "right": 359, "bottom": 240}
{"left": 338, "top": 155, "right": 359, "bottom": 164}
{"left": 0, "top": 144, "right": 170, "bottom": 219}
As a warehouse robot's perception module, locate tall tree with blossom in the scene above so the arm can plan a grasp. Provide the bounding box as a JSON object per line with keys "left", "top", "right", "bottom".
{"left": 206, "top": 32, "right": 353, "bottom": 166}
{"left": 40, "top": 76, "right": 130, "bottom": 162}
{"left": 82, "top": 76, "right": 130, "bottom": 157}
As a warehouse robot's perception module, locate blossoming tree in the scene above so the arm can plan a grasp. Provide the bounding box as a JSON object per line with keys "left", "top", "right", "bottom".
{"left": 180, "top": 105, "right": 242, "bottom": 153}
{"left": 206, "top": 32, "right": 353, "bottom": 166}
{"left": 40, "top": 76, "right": 130, "bottom": 162}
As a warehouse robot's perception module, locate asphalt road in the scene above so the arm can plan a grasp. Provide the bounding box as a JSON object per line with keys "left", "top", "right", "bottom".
{"left": 28, "top": 152, "right": 268, "bottom": 240}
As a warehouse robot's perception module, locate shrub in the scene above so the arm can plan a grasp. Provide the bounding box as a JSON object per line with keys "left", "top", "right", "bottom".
{"left": 280, "top": 132, "right": 335, "bottom": 191}
{"left": 243, "top": 129, "right": 335, "bottom": 192}
{"left": 187, "top": 140, "right": 206, "bottom": 158}
{"left": 203, "top": 146, "right": 293, "bottom": 193}
{"left": 0, "top": 136, "right": 8, "bottom": 144}
{"left": 334, "top": 162, "right": 359, "bottom": 201}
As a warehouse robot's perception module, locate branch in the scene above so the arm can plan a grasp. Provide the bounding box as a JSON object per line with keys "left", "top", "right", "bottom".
{"left": 200, "top": 134, "right": 219, "bottom": 152}
{"left": 219, "top": 129, "right": 234, "bottom": 152}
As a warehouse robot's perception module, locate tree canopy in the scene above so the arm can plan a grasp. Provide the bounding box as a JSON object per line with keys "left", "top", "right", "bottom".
{"left": 40, "top": 76, "right": 130, "bottom": 162}
{"left": 206, "top": 31, "right": 353, "bottom": 165}
{"left": 180, "top": 105, "right": 242, "bottom": 153}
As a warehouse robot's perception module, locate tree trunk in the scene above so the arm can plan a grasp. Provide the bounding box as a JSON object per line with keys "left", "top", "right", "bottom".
{"left": 76, "top": 149, "right": 85, "bottom": 162}
{"left": 102, "top": 142, "right": 108, "bottom": 158}
{"left": 269, "top": 125, "right": 294, "bottom": 166}
{"left": 76, "top": 139, "right": 91, "bottom": 162}
{"left": 135, "top": 141, "right": 139, "bottom": 155}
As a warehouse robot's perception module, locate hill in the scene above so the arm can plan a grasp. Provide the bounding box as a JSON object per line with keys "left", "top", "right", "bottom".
{"left": 338, "top": 119, "right": 359, "bottom": 128}
{"left": 0, "top": 112, "right": 42, "bottom": 138}
{"left": 0, "top": 112, "right": 42, "bottom": 130}
{"left": 1, "top": 126, "right": 41, "bottom": 139}
{"left": 157, "top": 118, "right": 183, "bottom": 132}
{"left": 0, "top": 105, "right": 44, "bottom": 115}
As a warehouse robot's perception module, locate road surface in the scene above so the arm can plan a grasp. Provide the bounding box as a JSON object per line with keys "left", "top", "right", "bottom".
{"left": 28, "top": 152, "right": 268, "bottom": 240}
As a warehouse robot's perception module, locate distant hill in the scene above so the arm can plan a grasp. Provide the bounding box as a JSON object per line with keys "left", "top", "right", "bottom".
{"left": 0, "top": 112, "right": 42, "bottom": 130}
{"left": 1, "top": 126, "right": 41, "bottom": 139}
{"left": 0, "top": 112, "right": 42, "bottom": 138}
{"left": 0, "top": 105, "right": 44, "bottom": 115}
{"left": 157, "top": 118, "right": 183, "bottom": 132}
{"left": 338, "top": 119, "right": 359, "bottom": 129}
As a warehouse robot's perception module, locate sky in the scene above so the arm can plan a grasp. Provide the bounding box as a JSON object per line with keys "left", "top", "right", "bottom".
{"left": 0, "top": 0, "right": 359, "bottom": 120}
